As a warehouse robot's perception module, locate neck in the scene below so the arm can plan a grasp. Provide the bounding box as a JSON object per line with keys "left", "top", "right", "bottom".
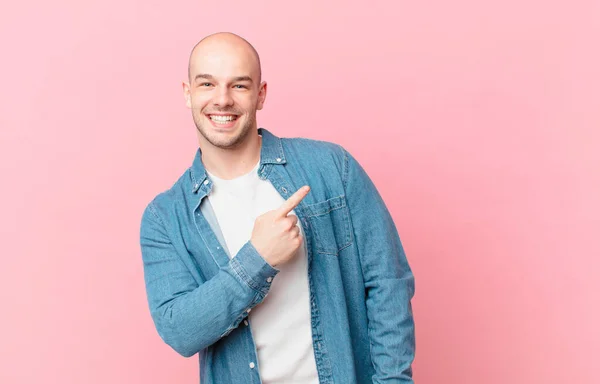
{"left": 198, "top": 131, "right": 262, "bottom": 180}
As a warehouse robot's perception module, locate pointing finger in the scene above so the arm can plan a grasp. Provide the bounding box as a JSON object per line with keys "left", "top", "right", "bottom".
{"left": 277, "top": 186, "right": 310, "bottom": 216}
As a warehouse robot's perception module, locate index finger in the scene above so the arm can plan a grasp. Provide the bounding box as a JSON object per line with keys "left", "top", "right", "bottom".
{"left": 277, "top": 186, "right": 310, "bottom": 216}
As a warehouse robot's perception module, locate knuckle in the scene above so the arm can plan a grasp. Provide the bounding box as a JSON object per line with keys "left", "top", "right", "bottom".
{"left": 285, "top": 218, "right": 295, "bottom": 229}
{"left": 278, "top": 220, "right": 290, "bottom": 231}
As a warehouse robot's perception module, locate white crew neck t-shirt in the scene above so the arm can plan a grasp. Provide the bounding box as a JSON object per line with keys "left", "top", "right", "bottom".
{"left": 206, "top": 157, "right": 319, "bottom": 384}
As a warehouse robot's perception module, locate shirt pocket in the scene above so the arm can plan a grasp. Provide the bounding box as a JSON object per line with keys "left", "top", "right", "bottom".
{"left": 304, "top": 195, "right": 353, "bottom": 256}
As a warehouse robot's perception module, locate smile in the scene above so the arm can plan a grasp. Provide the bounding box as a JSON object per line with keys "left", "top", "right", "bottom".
{"left": 208, "top": 114, "right": 238, "bottom": 124}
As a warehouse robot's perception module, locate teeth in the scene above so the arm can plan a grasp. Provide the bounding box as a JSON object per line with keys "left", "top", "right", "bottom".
{"left": 210, "top": 115, "right": 236, "bottom": 122}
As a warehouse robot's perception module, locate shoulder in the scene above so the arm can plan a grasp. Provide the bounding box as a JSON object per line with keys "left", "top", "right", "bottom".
{"left": 281, "top": 136, "right": 348, "bottom": 169}
{"left": 141, "top": 169, "right": 191, "bottom": 225}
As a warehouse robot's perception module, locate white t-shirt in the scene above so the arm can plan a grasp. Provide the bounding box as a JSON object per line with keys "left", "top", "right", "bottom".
{"left": 206, "top": 158, "right": 319, "bottom": 384}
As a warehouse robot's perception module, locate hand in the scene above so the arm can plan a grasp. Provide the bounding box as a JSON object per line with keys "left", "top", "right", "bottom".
{"left": 250, "top": 186, "right": 310, "bottom": 267}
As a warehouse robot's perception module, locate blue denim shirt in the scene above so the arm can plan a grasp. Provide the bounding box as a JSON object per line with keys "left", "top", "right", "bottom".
{"left": 140, "top": 128, "right": 415, "bottom": 383}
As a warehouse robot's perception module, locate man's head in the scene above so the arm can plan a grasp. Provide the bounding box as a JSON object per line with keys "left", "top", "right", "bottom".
{"left": 183, "top": 32, "right": 266, "bottom": 150}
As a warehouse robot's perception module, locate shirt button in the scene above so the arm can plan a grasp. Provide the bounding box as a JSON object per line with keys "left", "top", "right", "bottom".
{"left": 276, "top": 158, "right": 281, "bottom": 162}
{"left": 266, "top": 277, "right": 273, "bottom": 283}
{"left": 203, "top": 180, "right": 209, "bottom": 185}
{"left": 194, "top": 183, "right": 199, "bottom": 189}
{"left": 244, "top": 320, "right": 249, "bottom": 326}
{"left": 249, "top": 362, "right": 255, "bottom": 369}
{"left": 246, "top": 308, "right": 251, "bottom": 313}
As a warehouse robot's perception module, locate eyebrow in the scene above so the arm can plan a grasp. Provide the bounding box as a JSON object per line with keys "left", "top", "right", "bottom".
{"left": 194, "top": 74, "right": 254, "bottom": 83}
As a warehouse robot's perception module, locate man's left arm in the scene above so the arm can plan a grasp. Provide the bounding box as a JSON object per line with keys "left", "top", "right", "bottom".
{"left": 341, "top": 146, "right": 416, "bottom": 383}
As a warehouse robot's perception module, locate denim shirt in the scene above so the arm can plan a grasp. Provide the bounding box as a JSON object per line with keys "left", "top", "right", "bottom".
{"left": 140, "top": 128, "right": 416, "bottom": 384}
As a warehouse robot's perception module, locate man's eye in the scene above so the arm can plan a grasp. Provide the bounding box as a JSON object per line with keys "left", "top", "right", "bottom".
{"left": 233, "top": 85, "right": 247, "bottom": 89}
{"left": 201, "top": 83, "right": 212, "bottom": 87}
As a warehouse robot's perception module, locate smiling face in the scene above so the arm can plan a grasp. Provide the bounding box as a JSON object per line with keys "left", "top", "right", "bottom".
{"left": 183, "top": 34, "right": 267, "bottom": 150}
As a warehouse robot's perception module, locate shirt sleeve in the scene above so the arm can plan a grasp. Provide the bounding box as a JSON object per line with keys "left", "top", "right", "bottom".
{"left": 140, "top": 201, "right": 278, "bottom": 357}
{"left": 340, "top": 145, "right": 416, "bottom": 383}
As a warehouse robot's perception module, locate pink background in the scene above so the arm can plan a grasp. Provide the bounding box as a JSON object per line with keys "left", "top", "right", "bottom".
{"left": 1, "top": 1, "right": 598, "bottom": 383}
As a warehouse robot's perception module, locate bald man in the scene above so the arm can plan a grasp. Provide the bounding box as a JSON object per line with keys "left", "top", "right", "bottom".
{"left": 140, "top": 32, "right": 415, "bottom": 384}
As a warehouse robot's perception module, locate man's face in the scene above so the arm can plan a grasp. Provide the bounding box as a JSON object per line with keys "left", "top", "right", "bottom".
{"left": 184, "top": 42, "right": 266, "bottom": 150}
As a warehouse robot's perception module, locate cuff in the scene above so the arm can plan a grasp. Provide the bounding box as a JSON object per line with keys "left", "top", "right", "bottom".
{"left": 230, "top": 240, "right": 279, "bottom": 294}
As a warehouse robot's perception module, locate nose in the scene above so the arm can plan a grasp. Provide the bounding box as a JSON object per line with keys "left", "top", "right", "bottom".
{"left": 213, "top": 85, "right": 234, "bottom": 108}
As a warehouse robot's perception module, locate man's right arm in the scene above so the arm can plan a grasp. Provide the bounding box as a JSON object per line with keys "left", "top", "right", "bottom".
{"left": 140, "top": 201, "right": 278, "bottom": 357}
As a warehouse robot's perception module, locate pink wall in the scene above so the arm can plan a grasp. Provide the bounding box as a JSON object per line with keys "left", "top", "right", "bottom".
{"left": 1, "top": 1, "right": 598, "bottom": 383}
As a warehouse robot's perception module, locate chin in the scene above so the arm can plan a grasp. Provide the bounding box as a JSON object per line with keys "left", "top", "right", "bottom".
{"left": 203, "top": 128, "right": 248, "bottom": 149}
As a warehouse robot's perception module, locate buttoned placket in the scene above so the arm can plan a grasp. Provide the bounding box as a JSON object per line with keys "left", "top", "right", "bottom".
{"left": 258, "top": 165, "right": 333, "bottom": 382}
{"left": 192, "top": 178, "right": 264, "bottom": 383}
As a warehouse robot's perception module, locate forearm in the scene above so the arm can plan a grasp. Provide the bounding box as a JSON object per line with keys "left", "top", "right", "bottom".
{"left": 141, "top": 203, "right": 277, "bottom": 357}
{"left": 150, "top": 241, "right": 275, "bottom": 356}
{"left": 362, "top": 226, "right": 415, "bottom": 382}
{"left": 366, "top": 276, "right": 415, "bottom": 383}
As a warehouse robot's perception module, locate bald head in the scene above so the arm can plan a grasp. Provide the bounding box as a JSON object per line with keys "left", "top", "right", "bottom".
{"left": 187, "top": 32, "right": 262, "bottom": 85}
{"left": 183, "top": 32, "right": 268, "bottom": 152}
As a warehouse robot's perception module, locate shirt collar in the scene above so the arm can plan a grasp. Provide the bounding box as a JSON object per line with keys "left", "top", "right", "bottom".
{"left": 190, "top": 127, "right": 286, "bottom": 193}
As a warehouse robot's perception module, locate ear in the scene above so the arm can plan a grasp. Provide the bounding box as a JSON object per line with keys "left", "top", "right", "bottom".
{"left": 182, "top": 81, "right": 191, "bottom": 108}
{"left": 256, "top": 81, "right": 268, "bottom": 111}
